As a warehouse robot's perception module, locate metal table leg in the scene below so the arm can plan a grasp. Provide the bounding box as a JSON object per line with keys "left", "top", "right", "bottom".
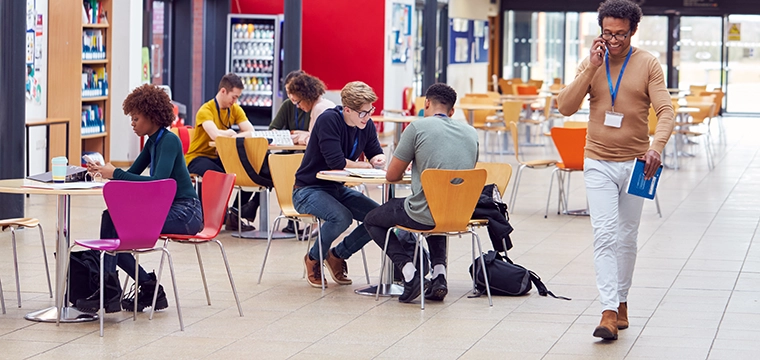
{"left": 233, "top": 190, "right": 295, "bottom": 240}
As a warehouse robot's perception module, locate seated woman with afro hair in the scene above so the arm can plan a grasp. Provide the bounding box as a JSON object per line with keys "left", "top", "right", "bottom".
{"left": 82, "top": 84, "right": 203, "bottom": 313}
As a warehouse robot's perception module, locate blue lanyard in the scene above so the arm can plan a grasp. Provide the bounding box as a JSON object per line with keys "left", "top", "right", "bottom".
{"left": 605, "top": 46, "right": 633, "bottom": 111}
{"left": 433, "top": 113, "right": 446, "bottom": 118}
{"left": 214, "top": 98, "right": 231, "bottom": 129}
{"left": 340, "top": 109, "right": 360, "bottom": 159}
{"left": 294, "top": 108, "right": 304, "bottom": 130}
{"left": 150, "top": 128, "right": 165, "bottom": 176}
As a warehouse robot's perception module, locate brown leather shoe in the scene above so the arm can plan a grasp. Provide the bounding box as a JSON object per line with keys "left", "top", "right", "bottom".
{"left": 304, "top": 254, "right": 326, "bottom": 288}
{"left": 324, "top": 249, "right": 352, "bottom": 285}
{"left": 617, "top": 302, "right": 629, "bottom": 330}
{"left": 593, "top": 310, "right": 619, "bottom": 340}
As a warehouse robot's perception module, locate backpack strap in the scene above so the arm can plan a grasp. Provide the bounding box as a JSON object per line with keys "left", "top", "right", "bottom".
{"left": 528, "top": 271, "right": 572, "bottom": 300}
{"left": 235, "top": 138, "right": 273, "bottom": 188}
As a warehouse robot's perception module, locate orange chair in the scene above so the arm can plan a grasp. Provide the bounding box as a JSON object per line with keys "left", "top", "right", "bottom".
{"left": 516, "top": 85, "right": 539, "bottom": 95}
{"left": 545, "top": 127, "right": 586, "bottom": 218}
{"left": 160, "top": 170, "right": 244, "bottom": 318}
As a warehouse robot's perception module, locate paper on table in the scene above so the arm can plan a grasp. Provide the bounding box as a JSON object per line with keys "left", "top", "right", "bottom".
{"left": 319, "top": 170, "right": 350, "bottom": 176}
{"left": 346, "top": 169, "right": 388, "bottom": 178}
{"left": 23, "top": 182, "right": 105, "bottom": 190}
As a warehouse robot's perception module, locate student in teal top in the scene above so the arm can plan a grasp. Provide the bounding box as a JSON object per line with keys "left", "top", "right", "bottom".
{"left": 82, "top": 84, "right": 203, "bottom": 313}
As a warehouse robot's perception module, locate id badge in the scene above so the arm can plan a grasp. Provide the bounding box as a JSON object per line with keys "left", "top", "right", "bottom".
{"left": 604, "top": 111, "right": 624, "bottom": 128}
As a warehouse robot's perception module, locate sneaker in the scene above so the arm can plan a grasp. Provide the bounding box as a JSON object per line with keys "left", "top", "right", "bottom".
{"left": 324, "top": 249, "right": 352, "bottom": 285}
{"left": 304, "top": 254, "right": 327, "bottom": 288}
{"left": 75, "top": 272, "right": 122, "bottom": 313}
{"left": 399, "top": 273, "right": 429, "bottom": 303}
{"left": 225, "top": 208, "right": 255, "bottom": 232}
{"left": 282, "top": 221, "right": 298, "bottom": 234}
{"left": 121, "top": 272, "right": 168, "bottom": 312}
{"left": 424, "top": 274, "right": 448, "bottom": 301}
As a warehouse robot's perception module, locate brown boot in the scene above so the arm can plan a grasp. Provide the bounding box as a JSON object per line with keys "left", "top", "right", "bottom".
{"left": 617, "top": 302, "right": 629, "bottom": 330}
{"left": 304, "top": 254, "right": 326, "bottom": 288}
{"left": 324, "top": 249, "right": 352, "bottom": 285}
{"left": 593, "top": 310, "right": 618, "bottom": 340}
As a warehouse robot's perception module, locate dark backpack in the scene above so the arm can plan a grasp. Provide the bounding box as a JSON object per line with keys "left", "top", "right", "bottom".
{"left": 469, "top": 251, "right": 570, "bottom": 300}
{"left": 64, "top": 250, "right": 120, "bottom": 306}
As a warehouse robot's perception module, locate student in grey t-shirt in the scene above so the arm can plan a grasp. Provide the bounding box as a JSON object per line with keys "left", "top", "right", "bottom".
{"left": 364, "top": 83, "right": 478, "bottom": 304}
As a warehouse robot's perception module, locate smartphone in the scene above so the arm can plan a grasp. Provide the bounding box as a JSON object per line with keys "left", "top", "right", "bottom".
{"left": 83, "top": 154, "right": 96, "bottom": 165}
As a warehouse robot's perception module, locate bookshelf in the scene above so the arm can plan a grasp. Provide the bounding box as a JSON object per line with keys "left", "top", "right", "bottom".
{"left": 49, "top": 0, "right": 112, "bottom": 165}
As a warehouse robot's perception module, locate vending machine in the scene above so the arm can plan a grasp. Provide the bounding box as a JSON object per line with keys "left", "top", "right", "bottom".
{"left": 226, "top": 14, "right": 283, "bottom": 127}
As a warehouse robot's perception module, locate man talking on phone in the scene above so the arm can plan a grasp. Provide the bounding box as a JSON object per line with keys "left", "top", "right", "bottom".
{"left": 557, "top": 0, "right": 674, "bottom": 341}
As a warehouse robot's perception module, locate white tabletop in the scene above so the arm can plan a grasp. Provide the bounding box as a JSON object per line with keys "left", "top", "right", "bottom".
{"left": 316, "top": 171, "right": 411, "bottom": 185}
{"left": 0, "top": 179, "right": 104, "bottom": 196}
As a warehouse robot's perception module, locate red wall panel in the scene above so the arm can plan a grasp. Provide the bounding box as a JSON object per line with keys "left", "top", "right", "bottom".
{"left": 232, "top": 0, "right": 386, "bottom": 112}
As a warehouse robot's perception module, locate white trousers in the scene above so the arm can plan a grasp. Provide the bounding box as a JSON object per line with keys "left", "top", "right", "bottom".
{"left": 584, "top": 158, "right": 644, "bottom": 313}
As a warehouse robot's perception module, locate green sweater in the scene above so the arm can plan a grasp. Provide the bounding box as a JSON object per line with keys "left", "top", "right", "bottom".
{"left": 268, "top": 99, "right": 311, "bottom": 131}
{"left": 113, "top": 129, "right": 198, "bottom": 201}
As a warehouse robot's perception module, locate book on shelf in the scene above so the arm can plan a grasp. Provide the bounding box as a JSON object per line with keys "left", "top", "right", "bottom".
{"left": 626, "top": 158, "right": 663, "bottom": 200}
{"left": 81, "top": 66, "right": 108, "bottom": 97}
{"left": 81, "top": 104, "right": 105, "bottom": 135}
{"left": 82, "top": 0, "right": 108, "bottom": 25}
{"left": 82, "top": 30, "right": 106, "bottom": 60}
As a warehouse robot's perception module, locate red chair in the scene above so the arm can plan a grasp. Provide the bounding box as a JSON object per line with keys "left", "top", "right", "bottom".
{"left": 63, "top": 179, "right": 178, "bottom": 336}
{"left": 160, "top": 171, "right": 243, "bottom": 317}
{"left": 545, "top": 127, "right": 587, "bottom": 218}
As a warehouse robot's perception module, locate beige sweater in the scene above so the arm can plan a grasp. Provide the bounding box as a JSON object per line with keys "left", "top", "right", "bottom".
{"left": 557, "top": 46, "right": 674, "bottom": 162}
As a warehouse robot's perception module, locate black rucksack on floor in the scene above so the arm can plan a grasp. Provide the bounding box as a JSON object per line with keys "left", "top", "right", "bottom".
{"left": 469, "top": 250, "right": 570, "bottom": 300}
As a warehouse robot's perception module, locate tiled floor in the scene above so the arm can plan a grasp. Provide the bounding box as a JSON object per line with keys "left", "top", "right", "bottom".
{"left": 1, "top": 117, "right": 759, "bottom": 359}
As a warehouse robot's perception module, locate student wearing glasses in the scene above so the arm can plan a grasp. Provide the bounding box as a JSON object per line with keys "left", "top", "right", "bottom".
{"left": 284, "top": 73, "right": 336, "bottom": 145}
{"left": 293, "top": 81, "right": 385, "bottom": 288}
{"left": 268, "top": 70, "right": 309, "bottom": 136}
{"left": 557, "top": 0, "right": 674, "bottom": 341}
{"left": 185, "top": 73, "right": 257, "bottom": 232}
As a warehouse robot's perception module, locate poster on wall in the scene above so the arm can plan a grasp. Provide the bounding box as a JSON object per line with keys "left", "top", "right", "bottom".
{"left": 473, "top": 20, "right": 488, "bottom": 63}
{"left": 449, "top": 19, "right": 472, "bottom": 64}
{"left": 391, "top": 3, "right": 412, "bottom": 64}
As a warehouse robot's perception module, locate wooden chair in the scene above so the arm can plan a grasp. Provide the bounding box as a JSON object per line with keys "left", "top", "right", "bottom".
{"left": 481, "top": 99, "right": 521, "bottom": 160}
{"left": 527, "top": 79, "right": 543, "bottom": 90}
{"left": 508, "top": 122, "right": 557, "bottom": 211}
{"left": 0, "top": 218, "right": 53, "bottom": 311}
{"left": 498, "top": 79, "right": 514, "bottom": 95}
{"left": 679, "top": 100, "right": 715, "bottom": 170}
{"left": 545, "top": 127, "right": 587, "bottom": 218}
{"left": 257, "top": 153, "right": 325, "bottom": 290}
{"left": 516, "top": 85, "right": 539, "bottom": 95}
{"left": 216, "top": 137, "right": 272, "bottom": 237}
{"left": 688, "top": 84, "right": 707, "bottom": 96}
{"left": 414, "top": 96, "right": 426, "bottom": 117}
{"left": 375, "top": 169, "right": 492, "bottom": 309}
{"left": 699, "top": 90, "right": 726, "bottom": 142}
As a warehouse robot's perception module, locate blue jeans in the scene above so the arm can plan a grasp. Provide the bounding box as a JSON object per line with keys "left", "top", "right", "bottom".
{"left": 293, "top": 185, "right": 379, "bottom": 260}
{"left": 101, "top": 197, "right": 203, "bottom": 283}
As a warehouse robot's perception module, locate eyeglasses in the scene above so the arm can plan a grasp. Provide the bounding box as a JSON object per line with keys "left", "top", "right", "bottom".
{"left": 351, "top": 106, "right": 375, "bottom": 119}
{"left": 600, "top": 31, "right": 631, "bottom": 42}
{"left": 290, "top": 97, "right": 303, "bottom": 107}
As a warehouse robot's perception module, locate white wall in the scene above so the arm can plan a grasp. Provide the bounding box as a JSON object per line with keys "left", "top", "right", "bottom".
{"left": 110, "top": 0, "right": 144, "bottom": 162}
{"left": 383, "top": 0, "right": 416, "bottom": 134}
{"left": 447, "top": 0, "right": 493, "bottom": 118}
{"left": 25, "top": 0, "right": 48, "bottom": 175}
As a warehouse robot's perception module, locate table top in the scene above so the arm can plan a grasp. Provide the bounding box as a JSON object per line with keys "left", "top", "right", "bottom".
{"left": 676, "top": 107, "right": 700, "bottom": 113}
{"left": 370, "top": 116, "right": 422, "bottom": 123}
{"left": 458, "top": 104, "right": 504, "bottom": 111}
{"left": 0, "top": 179, "right": 104, "bottom": 195}
{"left": 316, "top": 171, "right": 411, "bottom": 185}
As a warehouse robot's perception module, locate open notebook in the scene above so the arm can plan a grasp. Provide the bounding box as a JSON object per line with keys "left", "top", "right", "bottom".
{"left": 251, "top": 130, "right": 294, "bottom": 146}
{"left": 346, "top": 169, "right": 388, "bottom": 178}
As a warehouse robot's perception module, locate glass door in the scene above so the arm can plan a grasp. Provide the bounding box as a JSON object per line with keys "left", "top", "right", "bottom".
{"left": 143, "top": 0, "right": 173, "bottom": 86}
{"left": 677, "top": 17, "right": 723, "bottom": 92}
{"left": 725, "top": 15, "right": 760, "bottom": 113}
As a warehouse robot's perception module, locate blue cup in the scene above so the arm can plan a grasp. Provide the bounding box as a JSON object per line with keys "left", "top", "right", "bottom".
{"left": 51, "top": 156, "right": 68, "bottom": 183}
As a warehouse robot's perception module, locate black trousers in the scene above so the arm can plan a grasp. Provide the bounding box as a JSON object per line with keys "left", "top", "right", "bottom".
{"left": 364, "top": 198, "right": 446, "bottom": 268}
{"left": 187, "top": 156, "right": 255, "bottom": 210}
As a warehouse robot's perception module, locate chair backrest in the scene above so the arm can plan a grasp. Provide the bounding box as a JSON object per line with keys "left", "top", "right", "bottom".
{"left": 268, "top": 153, "right": 305, "bottom": 216}
{"left": 402, "top": 87, "right": 414, "bottom": 112}
{"left": 551, "top": 127, "right": 586, "bottom": 170}
{"left": 553, "top": 77, "right": 562, "bottom": 85}
{"left": 414, "top": 96, "right": 426, "bottom": 117}
{"left": 486, "top": 91, "right": 501, "bottom": 101}
{"left": 422, "top": 168, "right": 487, "bottom": 233}
{"left": 104, "top": 179, "right": 176, "bottom": 250}
{"left": 464, "top": 93, "right": 490, "bottom": 98}
{"left": 501, "top": 100, "right": 523, "bottom": 126}
{"left": 198, "top": 170, "right": 236, "bottom": 238}
{"left": 460, "top": 96, "right": 496, "bottom": 127}
{"left": 170, "top": 126, "right": 194, "bottom": 154}
{"left": 699, "top": 90, "right": 723, "bottom": 117}
{"left": 647, "top": 106, "right": 658, "bottom": 136}
{"left": 498, "top": 79, "right": 514, "bottom": 95}
{"left": 516, "top": 85, "right": 539, "bottom": 95}
{"left": 475, "top": 162, "right": 512, "bottom": 197}
{"left": 527, "top": 79, "right": 543, "bottom": 89}
{"left": 563, "top": 120, "right": 588, "bottom": 128}
{"left": 216, "top": 136, "right": 269, "bottom": 187}
{"left": 689, "top": 84, "right": 707, "bottom": 96}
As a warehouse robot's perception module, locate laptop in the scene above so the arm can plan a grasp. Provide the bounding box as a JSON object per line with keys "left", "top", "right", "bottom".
{"left": 27, "top": 166, "right": 89, "bottom": 183}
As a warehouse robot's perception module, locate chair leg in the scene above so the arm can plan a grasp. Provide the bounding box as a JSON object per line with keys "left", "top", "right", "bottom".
{"left": 472, "top": 231, "right": 493, "bottom": 306}
{"left": 194, "top": 244, "right": 211, "bottom": 306}
{"left": 37, "top": 224, "right": 53, "bottom": 299}
{"left": 654, "top": 193, "right": 662, "bottom": 218}
{"left": 98, "top": 251, "right": 105, "bottom": 337}
{"left": 360, "top": 247, "right": 370, "bottom": 285}
{"left": 151, "top": 246, "right": 184, "bottom": 331}
{"left": 418, "top": 234, "right": 426, "bottom": 311}
{"left": 376, "top": 227, "right": 394, "bottom": 301}
{"left": 0, "top": 275, "right": 5, "bottom": 314}
{"left": 302, "top": 223, "right": 314, "bottom": 279}
{"left": 10, "top": 227, "right": 21, "bottom": 308}
{"left": 545, "top": 168, "right": 558, "bottom": 218}
{"left": 258, "top": 216, "right": 284, "bottom": 284}
{"left": 213, "top": 239, "right": 243, "bottom": 317}
{"left": 509, "top": 165, "right": 525, "bottom": 211}
{"left": 237, "top": 187, "right": 242, "bottom": 238}
{"left": 133, "top": 253, "right": 139, "bottom": 319}
{"left": 316, "top": 219, "right": 325, "bottom": 292}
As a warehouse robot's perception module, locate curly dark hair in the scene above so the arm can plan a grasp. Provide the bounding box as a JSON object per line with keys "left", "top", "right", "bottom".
{"left": 425, "top": 83, "right": 457, "bottom": 112}
{"left": 284, "top": 70, "right": 304, "bottom": 87}
{"left": 286, "top": 73, "right": 326, "bottom": 103}
{"left": 122, "top": 84, "right": 175, "bottom": 128}
{"left": 598, "top": 0, "right": 643, "bottom": 33}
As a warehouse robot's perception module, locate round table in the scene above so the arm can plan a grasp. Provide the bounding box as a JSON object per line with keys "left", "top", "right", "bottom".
{"left": 315, "top": 171, "right": 411, "bottom": 297}
{"left": 0, "top": 179, "right": 103, "bottom": 323}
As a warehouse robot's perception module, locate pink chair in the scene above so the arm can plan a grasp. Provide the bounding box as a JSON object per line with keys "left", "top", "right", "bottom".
{"left": 160, "top": 171, "right": 243, "bottom": 317}
{"left": 62, "top": 179, "right": 178, "bottom": 336}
